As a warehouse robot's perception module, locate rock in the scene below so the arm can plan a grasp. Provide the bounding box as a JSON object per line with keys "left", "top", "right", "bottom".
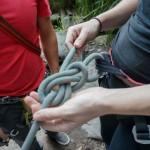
{"left": 77, "top": 146, "right": 84, "bottom": 150}
{"left": 56, "top": 32, "right": 68, "bottom": 58}
{"left": 81, "top": 117, "right": 102, "bottom": 140}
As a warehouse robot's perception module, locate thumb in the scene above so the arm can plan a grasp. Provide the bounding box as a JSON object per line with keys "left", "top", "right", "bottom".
{"left": 74, "top": 28, "right": 88, "bottom": 49}
{"left": 33, "top": 107, "right": 64, "bottom": 121}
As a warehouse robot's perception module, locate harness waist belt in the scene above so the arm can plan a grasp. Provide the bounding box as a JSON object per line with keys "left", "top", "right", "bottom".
{"left": 0, "top": 96, "right": 21, "bottom": 104}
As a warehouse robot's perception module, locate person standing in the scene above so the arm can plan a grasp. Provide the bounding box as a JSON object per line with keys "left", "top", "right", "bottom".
{"left": 0, "top": 0, "right": 70, "bottom": 149}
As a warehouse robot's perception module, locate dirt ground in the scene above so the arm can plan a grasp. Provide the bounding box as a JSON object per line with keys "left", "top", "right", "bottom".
{"left": 0, "top": 36, "right": 108, "bottom": 150}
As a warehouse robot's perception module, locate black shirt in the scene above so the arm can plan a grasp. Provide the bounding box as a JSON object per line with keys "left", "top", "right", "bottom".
{"left": 112, "top": 0, "right": 150, "bottom": 83}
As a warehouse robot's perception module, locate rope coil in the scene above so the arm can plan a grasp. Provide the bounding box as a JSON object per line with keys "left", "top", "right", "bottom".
{"left": 22, "top": 47, "right": 104, "bottom": 150}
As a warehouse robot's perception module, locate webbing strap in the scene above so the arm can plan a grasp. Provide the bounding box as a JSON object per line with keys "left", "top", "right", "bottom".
{"left": 95, "top": 52, "right": 126, "bottom": 77}
{"left": 134, "top": 116, "right": 150, "bottom": 140}
{"left": 109, "top": 49, "right": 143, "bottom": 86}
{"left": 0, "top": 15, "right": 41, "bottom": 55}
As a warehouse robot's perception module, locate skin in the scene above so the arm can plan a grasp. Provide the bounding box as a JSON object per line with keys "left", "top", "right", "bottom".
{"left": 38, "top": 17, "right": 59, "bottom": 74}
{"left": 24, "top": 0, "right": 150, "bottom": 133}
{"left": 65, "top": 0, "right": 139, "bottom": 51}
{"left": 25, "top": 85, "right": 150, "bottom": 132}
{"left": 0, "top": 129, "right": 9, "bottom": 142}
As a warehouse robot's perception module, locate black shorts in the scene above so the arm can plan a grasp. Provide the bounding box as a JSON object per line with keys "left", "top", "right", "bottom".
{"left": 0, "top": 100, "right": 32, "bottom": 146}
{"left": 0, "top": 101, "right": 24, "bottom": 133}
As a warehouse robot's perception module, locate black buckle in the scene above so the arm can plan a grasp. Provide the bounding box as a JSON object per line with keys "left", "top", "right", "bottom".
{"left": 10, "top": 129, "right": 19, "bottom": 137}
{"left": 132, "top": 125, "right": 150, "bottom": 144}
{"left": 0, "top": 96, "right": 20, "bottom": 104}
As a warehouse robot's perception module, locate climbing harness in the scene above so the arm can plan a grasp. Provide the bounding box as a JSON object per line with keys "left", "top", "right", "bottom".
{"left": 22, "top": 47, "right": 104, "bottom": 149}
{"left": 95, "top": 51, "right": 150, "bottom": 145}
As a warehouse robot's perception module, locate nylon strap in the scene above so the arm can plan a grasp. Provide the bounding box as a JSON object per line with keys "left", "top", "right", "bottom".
{"left": 0, "top": 15, "right": 41, "bottom": 55}
{"left": 134, "top": 116, "right": 150, "bottom": 140}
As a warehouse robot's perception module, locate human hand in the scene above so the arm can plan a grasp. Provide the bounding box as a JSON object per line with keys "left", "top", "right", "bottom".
{"left": 65, "top": 19, "right": 100, "bottom": 52}
{"left": 25, "top": 87, "right": 110, "bottom": 132}
{"left": 25, "top": 91, "right": 42, "bottom": 114}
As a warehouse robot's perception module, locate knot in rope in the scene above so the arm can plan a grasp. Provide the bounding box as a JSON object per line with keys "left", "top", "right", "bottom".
{"left": 22, "top": 47, "right": 104, "bottom": 150}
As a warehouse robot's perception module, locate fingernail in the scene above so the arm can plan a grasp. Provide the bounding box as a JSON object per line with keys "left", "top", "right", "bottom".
{"left": 74, "top": 40, "right": 81, "bottom": 47}
{"left": 33, "top": 113, "right": 40, "bottom": 120}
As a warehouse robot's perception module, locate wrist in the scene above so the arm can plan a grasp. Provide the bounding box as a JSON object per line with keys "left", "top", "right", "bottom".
{"left": 90, "top": 17, "right": 103, "bottom": 37}
{"left": 92, "top": 18, "right": 102, "bottom": 32}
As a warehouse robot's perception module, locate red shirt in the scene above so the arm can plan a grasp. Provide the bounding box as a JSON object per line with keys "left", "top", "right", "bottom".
{"left": 0, "top": 0, "right": 51, "bottom": 96}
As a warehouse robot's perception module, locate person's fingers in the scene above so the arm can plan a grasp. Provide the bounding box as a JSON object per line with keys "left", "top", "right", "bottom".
{"left": 31, "top": 104, "right": 41, "bottom": 113}
{"left": 76, "top": 44, "right": 87, "bottom": 53}
{"left": 74, "top": 28, "right": 89, "bottom": 49}
{"left": 33, "top": 107, "right": 65, "bottom": 121}
{"left": 25, "top": 96, "right": 39, "bottom": 107}
{"left": 65, "top": 40, "right": 74, "bottom": 51}
{"left": 24, "top": 96, "right": 41, "bottom": 113}
{"left": 65, "top": 26, "right": 79, "bottom": 50}
{"left": 29, "top": 91, "right": 40, "bottom": 102}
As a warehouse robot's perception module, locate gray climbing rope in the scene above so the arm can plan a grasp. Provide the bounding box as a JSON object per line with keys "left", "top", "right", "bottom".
{"left": 22, "top": 47, "right": 104, "bottom": 150}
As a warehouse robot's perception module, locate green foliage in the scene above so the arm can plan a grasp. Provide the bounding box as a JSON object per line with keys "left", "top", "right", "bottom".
{"left": 75, "top": 0, "right": 120, "bottom": 21}
{"left": 50, "top": 0, "right": 121, "bottom": 45}
{"left": 75, "top": 0, "right": 120, "bottom": 46}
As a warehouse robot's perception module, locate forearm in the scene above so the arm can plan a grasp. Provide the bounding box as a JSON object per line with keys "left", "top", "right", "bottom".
{"left": 96, "top": 0, "right": 139, "bottom": 31}
{"left": 41, "top": 30, "right": 59, "bottom": 74}
{"left": 38, "top": 17, "right": 59, "bottom": 74}
{"left": 97, "top": 85, "right": 150, "bottom": 116}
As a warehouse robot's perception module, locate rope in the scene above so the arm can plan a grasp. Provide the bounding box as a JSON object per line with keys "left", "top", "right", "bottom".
{"left": 22, "top": 47, "right": 104, "bottom": 150}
